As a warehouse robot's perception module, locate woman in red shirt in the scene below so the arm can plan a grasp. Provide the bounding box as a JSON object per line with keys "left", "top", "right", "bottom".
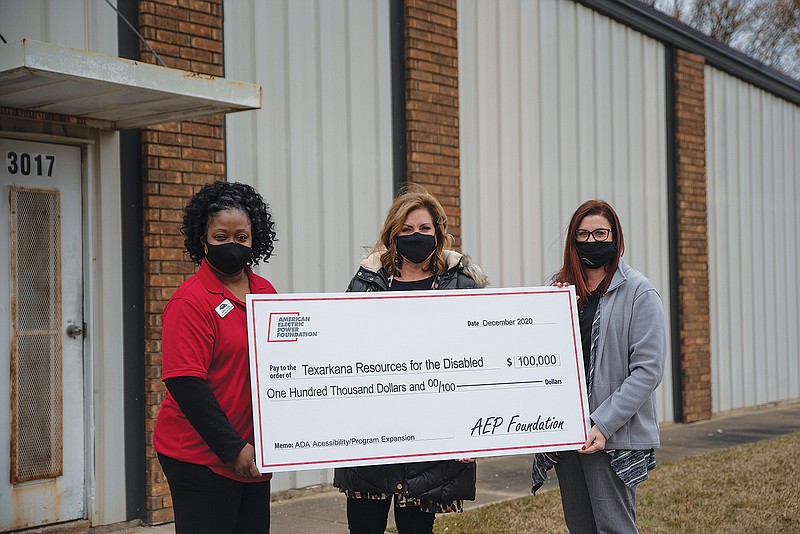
{"left": 154, "top": 181, "right": 277, "bottom": 534}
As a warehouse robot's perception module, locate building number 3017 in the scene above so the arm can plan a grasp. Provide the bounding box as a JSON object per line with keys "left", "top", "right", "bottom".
{"left": 6, "top": 151, "right": 56, "bottom": 177}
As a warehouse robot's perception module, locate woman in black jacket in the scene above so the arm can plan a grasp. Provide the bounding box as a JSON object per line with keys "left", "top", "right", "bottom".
{"left": 334, "top": 187, "right": 487, "bottom": 534}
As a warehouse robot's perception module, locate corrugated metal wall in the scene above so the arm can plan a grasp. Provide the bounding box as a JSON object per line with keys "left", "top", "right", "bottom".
{"left": 0, "top": 0, "right": 113, "bottom": 54}
{"left": 458, "top": 0, "right": 674, "bottom": 422}
{"left": 224, "top": 0, "right": 394, "bottom": 492}
{"left": 225, "top": 0, "right": 394, "bottom": 294}
{"left": 706, "top": 67, "right": 800, "bottom": 413}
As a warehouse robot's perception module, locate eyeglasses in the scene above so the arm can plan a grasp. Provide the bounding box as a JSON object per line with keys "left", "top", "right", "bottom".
{"left": 575, "top": 228, "right": 612, "bottom": 242}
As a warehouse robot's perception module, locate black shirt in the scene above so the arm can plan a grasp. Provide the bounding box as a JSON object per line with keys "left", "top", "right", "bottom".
{"left": 390, "top": 275, "right": 435, "bottom": 291}
{"left": 578, "top": 293, "right": 600, "bottom": 377}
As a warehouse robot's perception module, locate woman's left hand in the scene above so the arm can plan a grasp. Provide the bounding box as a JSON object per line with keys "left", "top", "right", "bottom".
{"left": 456, "top": 458, "right": 475, "bottom": 463}
{"left": 579, "top": 425, "right": 606, "bottom": 454}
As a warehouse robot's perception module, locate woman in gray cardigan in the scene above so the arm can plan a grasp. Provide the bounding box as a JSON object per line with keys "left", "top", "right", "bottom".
{"left": 532, "top": 200, "right": 666, "bottom": 534}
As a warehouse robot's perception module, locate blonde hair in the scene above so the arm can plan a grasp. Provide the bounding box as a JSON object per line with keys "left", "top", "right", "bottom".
{"left": 375, "top": 185, "right": 454, "bottom": 277}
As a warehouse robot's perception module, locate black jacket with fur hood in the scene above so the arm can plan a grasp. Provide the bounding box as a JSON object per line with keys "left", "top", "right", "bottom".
{"left": 333, "top": 249, "right": 487, "bottom": 503}
{"left": 345, "top": 249, "right": 488, "bottom": 292}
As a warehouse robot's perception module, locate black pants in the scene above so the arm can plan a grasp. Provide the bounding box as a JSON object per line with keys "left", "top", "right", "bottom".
{"left": 158, "top": 453, "right": 270, "bottom": 534}
{"left": 346, "top": 496, "right": 435, "bottom": 534}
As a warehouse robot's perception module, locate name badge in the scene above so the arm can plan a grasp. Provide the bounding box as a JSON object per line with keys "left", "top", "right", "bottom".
{"left": 215, "top": 299, "right": 234, "bottom": 318}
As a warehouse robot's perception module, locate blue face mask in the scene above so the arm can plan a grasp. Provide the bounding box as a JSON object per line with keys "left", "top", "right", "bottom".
{"left": 205, "top": 242, "right": 251, "bottom": 274}
{"left": 396, "top": 232, "right": 436, "bottom": 264}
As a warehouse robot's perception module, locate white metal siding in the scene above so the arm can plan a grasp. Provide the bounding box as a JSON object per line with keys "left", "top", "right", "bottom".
{"left": 0, "top": 0, "right": 115, "bottom": 55}
{"left": 224, "top": 0, "right": 394, "bottom": 492}
{"left": 459, "top": 0, "right": 674, "bottom": 422}
{"left": 706, "top": 67, "right": 800, "bottom": 413}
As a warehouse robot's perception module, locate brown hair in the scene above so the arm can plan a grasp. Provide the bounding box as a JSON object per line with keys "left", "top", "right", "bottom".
{"left": 555, "top": 200, "right": 625, "bottom": 303}
{"left": 374, "top": 185, "right": 454, "bottom": 277}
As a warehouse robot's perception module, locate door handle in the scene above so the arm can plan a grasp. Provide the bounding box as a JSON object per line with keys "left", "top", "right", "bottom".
{"left": 66, "top": 323, "right": 84, "bottom": 339}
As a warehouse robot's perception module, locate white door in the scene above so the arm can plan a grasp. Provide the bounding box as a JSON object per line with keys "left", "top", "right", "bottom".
{"left": 0, "top": 139, "right": 85, "bottom": 531}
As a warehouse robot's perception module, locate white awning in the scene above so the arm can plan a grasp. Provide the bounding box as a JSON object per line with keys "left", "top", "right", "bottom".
{"left": 0, "top": 39, "right": 261, "bottom": 130}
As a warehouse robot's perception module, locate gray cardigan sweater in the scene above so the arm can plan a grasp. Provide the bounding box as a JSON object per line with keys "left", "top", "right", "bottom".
{"left": 589, "top": 259, "right": 666, "bottom": 450}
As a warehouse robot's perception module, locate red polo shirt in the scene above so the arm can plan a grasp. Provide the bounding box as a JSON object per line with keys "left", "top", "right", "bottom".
{"left": 154, "top": 260, "right": 276, "bottom": 481}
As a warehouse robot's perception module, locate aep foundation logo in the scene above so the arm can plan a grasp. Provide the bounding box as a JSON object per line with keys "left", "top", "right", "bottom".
{"left": 267, "top": 312, "right": 319, "bottom": 342}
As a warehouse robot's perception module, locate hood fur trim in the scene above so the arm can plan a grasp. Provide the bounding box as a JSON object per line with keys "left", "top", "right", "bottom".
{"left": 460, "top": 253, "right": 489, "bottom": 288}
{"left": 359, "top": 250, "right": 385, "bottom": 272}
{"left": 360, "top": 248, "right": 488, "bottom": 288}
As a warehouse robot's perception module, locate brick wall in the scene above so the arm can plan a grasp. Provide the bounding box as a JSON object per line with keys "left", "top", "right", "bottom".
{"left": 674, "top": 49, "right": 712, "bottom": 423}
{"left": 139, "top": 0, "right": 226, "bottom": 523}
{"left": 404, "top": 0, "right": 462, "bottom": 247}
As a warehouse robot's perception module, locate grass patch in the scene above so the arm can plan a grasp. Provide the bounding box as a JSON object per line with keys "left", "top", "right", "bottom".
{"left": 433, "top": 432, "right": 800, "bottom": 533}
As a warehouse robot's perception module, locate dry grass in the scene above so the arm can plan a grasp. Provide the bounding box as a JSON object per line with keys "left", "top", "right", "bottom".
{"left": 433, "top": 432, "right": 800, "bottom": 534}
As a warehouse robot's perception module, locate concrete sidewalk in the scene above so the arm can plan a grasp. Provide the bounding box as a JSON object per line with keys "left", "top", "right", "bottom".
{"left": 127, "top": 401, "right": 800, "bottom": 534}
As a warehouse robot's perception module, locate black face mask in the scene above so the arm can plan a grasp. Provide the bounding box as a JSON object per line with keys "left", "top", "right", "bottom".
{"left": 205, "top": 242, "right": 252, "bottom": 275}
{"left": 576, "top": 241, "right": 617, "bottom": 268}
{"left": 396, "top": 232, "right": 436, "bottom": 264}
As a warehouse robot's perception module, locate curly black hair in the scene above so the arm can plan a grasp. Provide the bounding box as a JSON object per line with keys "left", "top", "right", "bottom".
{"left": 182, "top": 181, "right": 277, "bottom": 265}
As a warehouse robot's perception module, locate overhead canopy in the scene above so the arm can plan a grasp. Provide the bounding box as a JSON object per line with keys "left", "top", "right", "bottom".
{"left": 0, "top": 39, "right": 261, "bottom": 130}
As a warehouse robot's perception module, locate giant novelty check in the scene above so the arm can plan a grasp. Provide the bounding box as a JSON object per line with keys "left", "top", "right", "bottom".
{"left": 247, "top": 287, "right": 590, "bottom": 473}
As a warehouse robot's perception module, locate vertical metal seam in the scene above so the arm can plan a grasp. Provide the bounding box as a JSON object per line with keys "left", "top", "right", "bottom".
{"left": 117, "top": 0, "right": 145, "bottom": 517}
{"left": 314, "top": 0, "right": 324, "bottom": 290}
{"left": 665, "top": 45, "right": 683, "bottom": 423}
{"left": 390, "top": 0, "right": 407, "bottom": 193}
{"left": 344, "top": 0, "right": 356, "bottom": 268}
